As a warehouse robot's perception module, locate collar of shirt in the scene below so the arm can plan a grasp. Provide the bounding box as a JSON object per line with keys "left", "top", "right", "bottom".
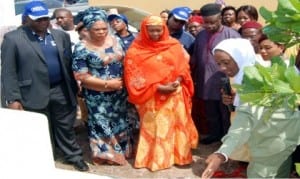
{"left": 31, "top": 29, "right": 51, "bottom": 40}
{"left": 170, "top": 29, "right": 183, "bottom": 38}
{"left": 115, "top": 30, "right": 134, "bottom": 38}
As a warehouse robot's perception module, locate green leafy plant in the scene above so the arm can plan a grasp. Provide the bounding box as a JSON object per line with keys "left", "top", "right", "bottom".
{"left": 234, "top": 0, "right": 300, "bottom": 114}
{"left": 234, "top": 57, "right": 300, "bottom": 111}
{"left": 260, "top": 0, "right": 300, "bottom": 48}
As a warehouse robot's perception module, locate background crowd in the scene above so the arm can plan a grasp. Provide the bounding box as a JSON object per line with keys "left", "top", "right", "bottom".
{"left": 1, "top": 0, "right": 300, "bottom": 178}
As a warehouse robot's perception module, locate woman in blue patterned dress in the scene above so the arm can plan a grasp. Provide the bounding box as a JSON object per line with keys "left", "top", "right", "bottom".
{"left": 72, "top": 7, "right": 132, "bottom": 165}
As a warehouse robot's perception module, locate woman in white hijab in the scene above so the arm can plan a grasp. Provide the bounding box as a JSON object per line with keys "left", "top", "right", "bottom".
{"left": 214, "top": 38, "right": 255, "bottom": 163}
{"left": 201, "top": 38, "right": 300, "bottom": 178}
{"left": 213, "top": 38, "right": 256, "bottom": 106}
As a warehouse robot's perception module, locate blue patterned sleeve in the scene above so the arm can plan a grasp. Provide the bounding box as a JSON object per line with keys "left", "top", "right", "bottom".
{"left": 72, "top": 42, "right": 89, "bottom": 73}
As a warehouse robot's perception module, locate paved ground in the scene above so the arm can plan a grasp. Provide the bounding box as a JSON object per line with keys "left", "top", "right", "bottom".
{"left": 55, "top": 124, "right": 244, "bottom": 178}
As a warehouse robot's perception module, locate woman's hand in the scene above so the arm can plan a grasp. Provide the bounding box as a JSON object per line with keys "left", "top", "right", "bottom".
{"left": 172, "top": 80, "right": 180, "bottom": 88}
{"left": 76, "top": 80, "right": 82, "bottom": 95}
{"left": 157, "top": 81, "right": 180, "bottom": 94}
{"left": 107, "top": 78, "right": 123, "bottom": 90}
{"left": 201, "top": 153, "right": 225, "bottom": 179}
{"left": 221, "top": 88, "right": 236, "bottom": 106}
{"left": 103, "top": 55, "right": 112, "bottom": 66}
{"left": 81, "top": 77, "right": 123, "bottom": 92}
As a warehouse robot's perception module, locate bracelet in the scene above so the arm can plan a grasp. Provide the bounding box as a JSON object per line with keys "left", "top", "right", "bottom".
{"left": 104, "top": 81, "right": 108, "bottom": 88}
{"left": 6, "top": 100, "right": 17, "bottom": 106}
{"left": 104, "top": 81, "right": 109, "bottom": 88}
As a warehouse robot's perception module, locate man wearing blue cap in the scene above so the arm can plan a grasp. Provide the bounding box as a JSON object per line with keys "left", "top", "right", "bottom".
{"left": 1, "top": 1, "right": 88, "bottom": 171}
{"left": 108, "top": 13, "right": 137, "bottom": 51}
{"left": 167, "top": 7, "right": 195, "bottom": 55}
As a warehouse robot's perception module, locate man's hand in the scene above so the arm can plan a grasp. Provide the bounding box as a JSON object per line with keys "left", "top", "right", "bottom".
{"left": 7, "top": 101, "right": 23, "bottom": 110}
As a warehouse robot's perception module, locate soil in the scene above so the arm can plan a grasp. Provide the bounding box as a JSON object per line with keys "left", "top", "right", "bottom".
{"left": 55, "top": 125, "right": 246, "bottom": 178}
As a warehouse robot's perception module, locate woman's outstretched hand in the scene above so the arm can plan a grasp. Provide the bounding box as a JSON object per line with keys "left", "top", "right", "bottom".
{"left": 201, "top": 153, "right": 225, "bottom": 179}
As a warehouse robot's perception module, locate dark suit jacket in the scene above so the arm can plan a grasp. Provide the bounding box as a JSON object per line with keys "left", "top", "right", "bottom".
{"left": 1, "top": 26, "right": 77, "bottom": 109}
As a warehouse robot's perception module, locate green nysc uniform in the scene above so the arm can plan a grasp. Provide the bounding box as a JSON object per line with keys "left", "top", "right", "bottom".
{"left": 217, "top": 104, "right": 300, "bottom": 178}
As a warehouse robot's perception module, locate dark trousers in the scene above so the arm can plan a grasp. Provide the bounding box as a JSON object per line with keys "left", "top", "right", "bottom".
{"left": 204, "top": 99, "right": 230, "bottom": 139}
{"left": 192, "top": 98, "right": 209, "bottom": 135}
{"left": 25, "top": 83, "right": 82, "bottom": 163}
{"left": 293, "top": 146, "right": 300, "bottom": 163}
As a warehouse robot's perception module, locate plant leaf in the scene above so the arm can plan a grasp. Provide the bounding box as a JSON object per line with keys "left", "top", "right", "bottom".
{"left": 273, "top": 79, "right": 294, "bottom": 93}
{"left": 278, "top": 0, "right": 298, "bottom": 14}
{"left": 256, "top": 64, "right": 273, "bottom": 86}
{"left": 289, "top": 0, "right": 300, "bottom": 11}
{"left": 243, "top": 66, "right": 264, "bottom": 83}
{"left": 287, "top": 95, "right": 298, "bottom": 110}
{"left": 259, "top": 6, "right": 273, "bottom": 22}
{"left": 284, "top": 66, "right": 300, "bottom": 92}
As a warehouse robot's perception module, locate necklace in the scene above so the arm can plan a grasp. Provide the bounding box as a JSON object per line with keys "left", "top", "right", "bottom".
{"left": 84, "top": 41, "right": 107, "bottom": 58}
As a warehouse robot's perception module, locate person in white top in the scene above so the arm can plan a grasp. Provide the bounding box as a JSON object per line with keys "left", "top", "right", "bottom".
{"left": 202, "top": 38, "right": 300, "bottom": 179}
{"left": 52, "top": 8, "right": 84, "bottom": 123}
{"left": 52, "top": 8, "right": 80, "bottom": 46}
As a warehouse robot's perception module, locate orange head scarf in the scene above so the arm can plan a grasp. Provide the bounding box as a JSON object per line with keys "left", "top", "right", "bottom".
{"left": 133, "top": 15, "right": 178, "bottom": 52}
{"left": 124, "top": 15, "right": 194, "bottom": 106}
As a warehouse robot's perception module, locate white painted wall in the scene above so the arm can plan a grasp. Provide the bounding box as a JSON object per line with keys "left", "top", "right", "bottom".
{"left": 0, "top": 108, "right": 110, "bottom": 179}
{"left": 0, "top": 0, "right": 16, "bottom": 26}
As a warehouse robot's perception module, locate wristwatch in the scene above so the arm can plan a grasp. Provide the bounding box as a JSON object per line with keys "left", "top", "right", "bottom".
{"left": 5, "top": 100, "right": 18, "bottom": 106}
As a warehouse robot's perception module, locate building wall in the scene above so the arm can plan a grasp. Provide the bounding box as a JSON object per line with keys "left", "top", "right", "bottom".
{"left": 89, "top": 0, "right": 277, "bottom": 24}
{"left": 1, "top": 0, "right": 16, "bottom": 26}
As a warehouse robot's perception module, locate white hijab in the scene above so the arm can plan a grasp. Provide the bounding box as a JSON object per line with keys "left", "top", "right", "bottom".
{"left": 212, "top": 38, "right": 256, "bottom": 106}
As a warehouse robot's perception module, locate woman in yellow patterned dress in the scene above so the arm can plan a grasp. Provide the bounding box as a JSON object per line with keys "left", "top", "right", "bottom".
{"left": 124, "top": 15, "right": 198, "bottom": 171}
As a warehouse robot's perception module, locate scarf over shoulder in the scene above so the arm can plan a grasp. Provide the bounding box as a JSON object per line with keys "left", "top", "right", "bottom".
{"left": 124, "top": 15, "right": 194, "bottom": 108}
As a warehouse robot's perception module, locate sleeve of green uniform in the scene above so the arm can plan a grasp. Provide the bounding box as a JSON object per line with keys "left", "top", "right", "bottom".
{"left": 216, "top": 104, "right": 260, "bottom": 157}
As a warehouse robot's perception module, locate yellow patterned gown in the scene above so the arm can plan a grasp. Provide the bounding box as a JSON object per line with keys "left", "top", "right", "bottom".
{"left": 134, "top": 86, "right": 198, "bottom": 171}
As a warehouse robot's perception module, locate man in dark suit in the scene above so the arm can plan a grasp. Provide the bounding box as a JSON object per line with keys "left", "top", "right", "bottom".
{"left": 1, "top": 1, "right": 88, "bottom": 171}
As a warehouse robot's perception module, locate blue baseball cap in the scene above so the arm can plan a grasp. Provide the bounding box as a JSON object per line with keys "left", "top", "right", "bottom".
{"left": 21, "top": 13, "right": 27, "bottom": 24}
{"left": 107, "top": 14, "right": 128, "bottom": 25}
{"left": 178, "top": 6, "right": 192, "bottom": 14}
{"left": 171, "top": 7, "right": 190, "bottom": 22}
{"left": 24, "top": 1, "right": 49, "bottom": 20}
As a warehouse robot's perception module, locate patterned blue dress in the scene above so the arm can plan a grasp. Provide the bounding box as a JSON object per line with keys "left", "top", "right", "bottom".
{"left": 72, "top": 36, "right": 132, "bottom": 165}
